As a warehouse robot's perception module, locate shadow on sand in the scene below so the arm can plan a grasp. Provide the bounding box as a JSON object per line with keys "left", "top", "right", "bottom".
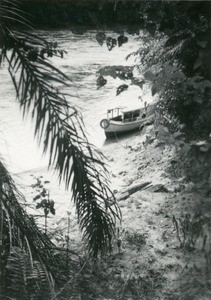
{"left": 102, "top": 130, "right": 141, "bottom": 147}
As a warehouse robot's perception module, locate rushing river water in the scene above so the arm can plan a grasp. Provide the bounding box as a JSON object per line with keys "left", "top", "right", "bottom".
{"left": 0, "top": 30, "right": 151, "bottom": 175}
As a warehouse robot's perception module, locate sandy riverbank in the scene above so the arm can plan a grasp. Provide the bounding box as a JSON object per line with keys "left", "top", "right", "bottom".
{"left": 101, "top": 125, "right": 211, "bottom": 298}
{"left": 18, "top": 121, "right": 211, "bottom": 298}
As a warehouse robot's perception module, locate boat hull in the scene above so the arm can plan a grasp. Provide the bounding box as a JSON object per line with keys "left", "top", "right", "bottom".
{"left": 105, "top": 127, "right": 140, "bottom": 138}
{"left": 104, "top": 114, "right": 154, "bottom": 138}
{"left": 105, "top": 119, "right": 144, "bottom": 138}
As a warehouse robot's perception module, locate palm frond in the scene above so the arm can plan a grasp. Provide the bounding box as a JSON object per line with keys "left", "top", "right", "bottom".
{"left": 1, "top": 0, "right": 121, "bottom": 257}
{"left": 0, "top": 160, "right": 70, "bottom": 284}
{"left": 5, "top": 247, "right": 55, "bottom": 299}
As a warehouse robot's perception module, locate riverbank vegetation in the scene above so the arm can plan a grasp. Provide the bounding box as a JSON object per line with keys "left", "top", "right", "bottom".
{"left": 18, "top": 0, "right": 143, "bottom": 29}
{"left": 94, "top": 1, "right": 211, "bottom": 298}
{"left": 0, "top": 0, "right": 211, "bottom": 299}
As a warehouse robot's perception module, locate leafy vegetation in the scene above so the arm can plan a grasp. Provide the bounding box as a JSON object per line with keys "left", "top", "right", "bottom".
{"left": 0, "top": 0, "right": 121, "bottom": 298}
{"left": 0, "top": 160, "right": 68, "bottom": 299}
{"left": 137, "top": 2, "right": 211, "bottom": 138}
{"left": 31, "top": 176, "right": 55, "bottom": 234}
{"left": 173, "top": 213, "right": 209, "bottom": 250}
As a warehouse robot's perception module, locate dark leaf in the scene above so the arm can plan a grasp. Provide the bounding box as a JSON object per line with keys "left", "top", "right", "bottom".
{"left": 106, "top": 37, "right": 117, "bottom": 51}
{"left": 116, "top": 84, "right": 128, "bottom": 96}
{"left": 41, "top": 199, "right": 47, "bottom": 205}
{"left": 117, "top": 35, "right": 128, "bottom": 47}
{"left": 96, "top": 32, "right": 106, "bottom": 46}
{"left": 33, "top": 195, "right": 41, "bottom": 201}
{"left": 50, "top": 207, "right": 56, "bottom": 215}
{"left": 36, "top": 202, "right": 43, "bottom": 209}
{"left": 41, "top": 188, "right": 47, "bottom": 197}
{"left": 97, "top": 75, "right": 107, "bottom": 88}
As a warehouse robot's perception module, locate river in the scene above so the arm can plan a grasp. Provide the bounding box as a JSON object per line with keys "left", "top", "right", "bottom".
{"left": 0, "top": 30, "right": 151, "bottom": 176}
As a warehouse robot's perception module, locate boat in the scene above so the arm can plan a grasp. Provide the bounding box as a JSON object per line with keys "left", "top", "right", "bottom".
{"left": 100, "top": 106, "right": 154, "bottom": 138}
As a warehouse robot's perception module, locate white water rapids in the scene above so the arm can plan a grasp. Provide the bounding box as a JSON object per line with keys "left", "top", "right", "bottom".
{"left": 0, "top": 29, "right": 154, "bottom": 233}
{"left": 0, "top": 29, "right": 151, "bottom": 176}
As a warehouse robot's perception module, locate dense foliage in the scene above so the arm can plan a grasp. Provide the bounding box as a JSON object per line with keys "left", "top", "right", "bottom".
{"left": 97, "top": 2, "right": 211, "bottom": 139}
{"left": 137, "top": 1, "right": 211, "bottom": 138}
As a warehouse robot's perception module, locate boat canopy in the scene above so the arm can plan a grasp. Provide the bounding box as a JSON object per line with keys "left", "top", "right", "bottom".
{"left": 107, "top": 107, "right": 145, "bottom": 122}
{"left": 107, "top": 107, "right": 142, "bottom": 115}
{"left": 122, "top": 109, "right": 142, "bottom": 121}
{"left": 121, "top": 107, "right": 142, "bottom": 114}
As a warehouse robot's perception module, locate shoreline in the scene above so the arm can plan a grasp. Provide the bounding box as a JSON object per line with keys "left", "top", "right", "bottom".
{"left": 101, "top": 124, "right": 210, "bottom": 298}
{"left": 18, "top": 120, "right": 210, "bottom": 298}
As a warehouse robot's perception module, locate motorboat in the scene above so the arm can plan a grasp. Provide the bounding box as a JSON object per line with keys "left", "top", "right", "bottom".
{"left": 100, "top": 107, "right": 153, "bottom": 138}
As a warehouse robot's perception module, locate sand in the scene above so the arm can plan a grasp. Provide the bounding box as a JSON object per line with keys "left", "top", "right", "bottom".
{"left": 18, "top": 122, "right": 211, "bottom": 299}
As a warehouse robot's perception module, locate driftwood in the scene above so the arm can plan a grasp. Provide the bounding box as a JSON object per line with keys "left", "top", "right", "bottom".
{"left": 127, "top": 182, "right": 152, "bottom": 195}
{"left": 117, "top": 182, "right": 168, "bottom": 201}
{"left": 118, "top": 182, "right": 152, "bottom": 200}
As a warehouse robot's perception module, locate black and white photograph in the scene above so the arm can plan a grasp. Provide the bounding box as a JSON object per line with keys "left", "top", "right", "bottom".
{"left": 0, "top": 0, "right": 211, "bottom": 299}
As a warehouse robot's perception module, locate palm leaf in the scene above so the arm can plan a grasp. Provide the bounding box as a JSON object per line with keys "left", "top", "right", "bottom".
{"left": 0, "top": 0, "right": 121, "bottom": 258}
{"left": 5, "top": 247, "right": 55, "bottom": 299}
{"left": 0, "top": 160, "right": 69, "bottom": 298}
